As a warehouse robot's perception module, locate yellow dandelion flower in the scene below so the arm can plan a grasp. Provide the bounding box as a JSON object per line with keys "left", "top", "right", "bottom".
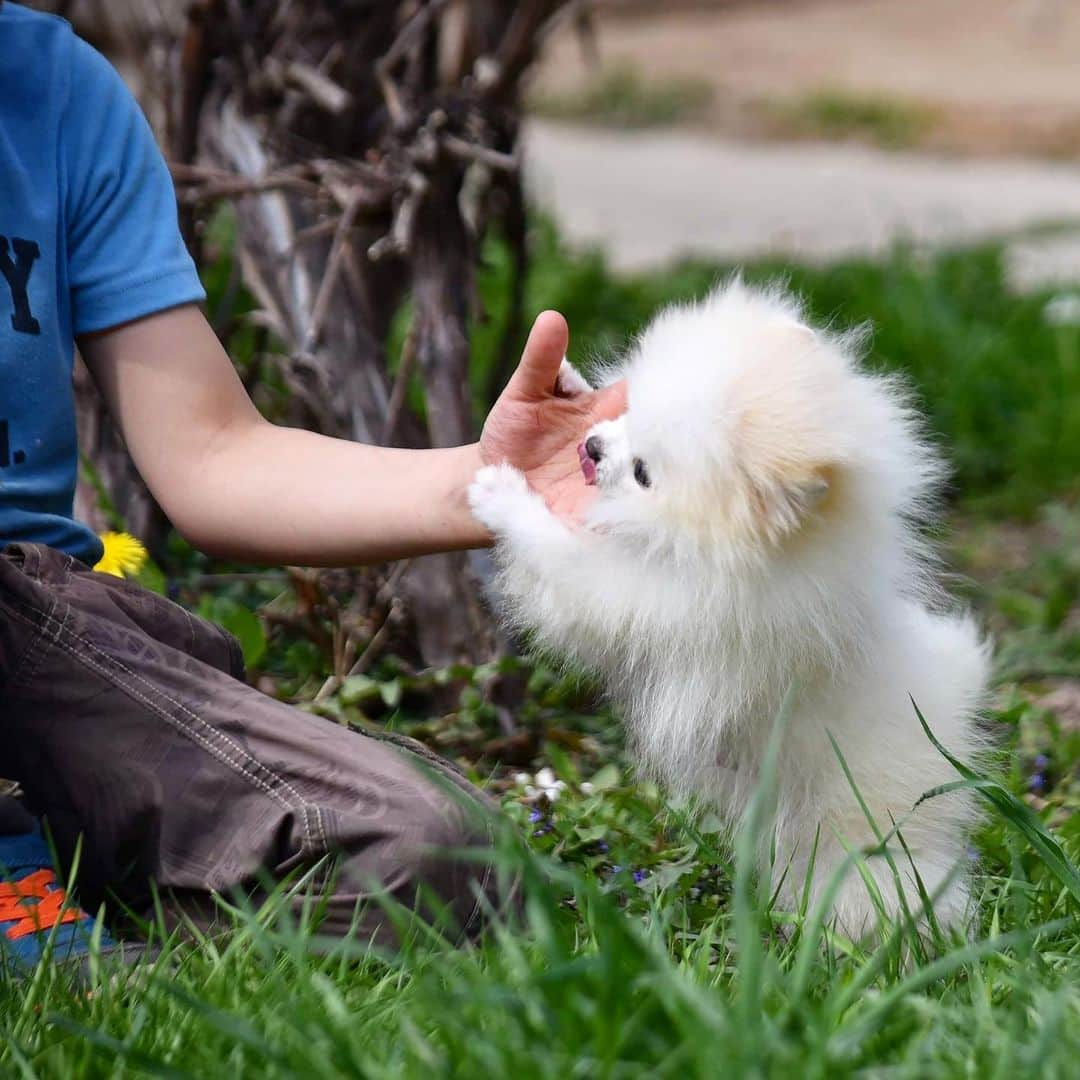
{"left": 94, "top": 531, "right": 149, "bottom": 578}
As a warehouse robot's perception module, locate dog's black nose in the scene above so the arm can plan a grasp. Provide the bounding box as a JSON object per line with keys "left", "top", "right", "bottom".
{"left": 584, "top": 435, "right": 603, "bottom": 462}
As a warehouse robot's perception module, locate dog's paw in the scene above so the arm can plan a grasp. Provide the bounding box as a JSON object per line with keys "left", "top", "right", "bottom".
{"left": 556, "top": 358, "right": 592, "bottom": 397}
{"left": 805, "top": 846, "right": 970, "bottom": 944}
{"left": 468, "top": 464, "right": 536, "bottom": 533}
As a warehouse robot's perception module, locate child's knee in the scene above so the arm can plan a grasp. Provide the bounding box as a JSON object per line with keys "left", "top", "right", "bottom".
{"left": 320, "top": 754, "right": 509, "bottom": 943}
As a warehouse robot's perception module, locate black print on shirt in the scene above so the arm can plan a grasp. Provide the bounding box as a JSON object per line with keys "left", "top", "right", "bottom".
{"left": 0, "top": 235, "right": 41, "bottom": 336}
{"left": 0, "top": 420, "right": 26, "bottom": 468}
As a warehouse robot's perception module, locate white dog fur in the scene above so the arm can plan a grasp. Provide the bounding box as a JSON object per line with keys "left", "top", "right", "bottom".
{"left": 469, "top": 280, "right": 990, "bottom": 938}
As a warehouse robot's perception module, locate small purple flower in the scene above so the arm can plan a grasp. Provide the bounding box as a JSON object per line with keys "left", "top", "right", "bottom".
{"left": 528, "top": 808, "right": 544, "bottom": 823}
{"left": 1033, "top": 754, "right": 1050, "bottom": 771}
{"left": 595, "top": 840, "right": 609, "bottom": 854}
{"left": 633, "top": 869, "right": 648, "bottom": 884}
{"left": 1029, "top": 772, "right": 1047, "bottom": 794}
{"left": 532, "top": 824, "right": 554, "bottom": 837}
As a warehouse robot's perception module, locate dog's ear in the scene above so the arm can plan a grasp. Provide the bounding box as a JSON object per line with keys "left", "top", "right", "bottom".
{"left": 759, "top": 468, "right": 832, "bottom": 540}
{"left": 555, "top": 357, "right": 592, "bottom": 397}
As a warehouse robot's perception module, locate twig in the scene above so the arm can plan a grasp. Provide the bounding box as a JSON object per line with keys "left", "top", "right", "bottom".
{"left": 285, "top": 60, "right": 353, "bottom": 115}
{"left": 375, "top": 0, "right": 452, "bottom": 128}
{"left": 291, "top": 217, "right": 345, "bottom": 247}
{"left": 441, "top": 133, "right": 518, "bottom": 173}
{"left": 374, "top": 560, "right": 411, "bottom": 607}
{"left": 169, "top": 161, "right": 288, "bottom": 183}
{"left": 170, "top": 161, "right": 322, "bottom": 203}
{"left": 313, "top": 597, "right": 402, "bottom": 702}
{"left": 368, "top": 171, "right": 428, "bottom": 261}
{"left": 313, "top": 671, "right": 340, "bottom": 703}
{"left": 381, "top": 323, "right": 418, "bottom": 444}
{"left": 476, "top": 0, "right": 564, "bottom": 103}
{"left": 346, "top": 599, "right": 401, "bottom": 677}
{"left": 170, "top": 160, "right": 390, "bottom": 209}
{"left": 302, "top": 185, "right": 364, "bottom": 355}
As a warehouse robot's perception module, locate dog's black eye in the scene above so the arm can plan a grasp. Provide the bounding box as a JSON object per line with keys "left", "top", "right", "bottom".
{"left": 633, "top": 458, "right": 651, "bottom": 488}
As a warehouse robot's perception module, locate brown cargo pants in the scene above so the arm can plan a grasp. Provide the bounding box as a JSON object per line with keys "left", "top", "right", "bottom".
{"left": 0, "top": 543, "right": 503, "bottom": 945}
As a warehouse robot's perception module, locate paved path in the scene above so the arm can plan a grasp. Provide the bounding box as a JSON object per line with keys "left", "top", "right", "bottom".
{"left": 524, "top": 121, "right": 1080, "bottom": 282}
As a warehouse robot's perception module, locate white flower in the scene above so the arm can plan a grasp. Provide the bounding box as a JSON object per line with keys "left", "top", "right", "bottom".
{"left": 580, "top": 782, "right": 595, "bottom": 796}
{"left": 1043, "top": 293, "right": 1080, "bottom": 326}
{"left": 534, "top": 767, "right": 557, "bottom": 789}
{"left": 514, "top": 767, "right": 567, "bottom": 802}
{"left": 525, "top": 767, "right": 567, "bottom": 802}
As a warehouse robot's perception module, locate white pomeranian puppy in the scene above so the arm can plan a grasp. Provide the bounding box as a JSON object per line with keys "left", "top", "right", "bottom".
{"left": 469, "top": 280, "right": 990, "bottom": 938}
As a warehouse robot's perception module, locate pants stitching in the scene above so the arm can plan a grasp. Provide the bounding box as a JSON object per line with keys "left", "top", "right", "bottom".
{"left": 44, "top": 604, "right": 313, "bottom": 814}
{"left": 180, "top": 603, "right": 198, "bottom": 657}
{"left": 6, "top": 591, "right": 55, "bottom": 686}
{"left": 9, "top": 600, "right": 318, "bottom": 855}
{"left": 313, "top": 804, "right": 328, "bottom": 853}
{"left": 22, "top": 591, "right": 65, "bottom": 682}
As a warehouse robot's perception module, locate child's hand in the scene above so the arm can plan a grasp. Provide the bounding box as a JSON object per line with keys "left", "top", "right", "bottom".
{"left": 479, "top": 312, "right": 627, "bottom": 523}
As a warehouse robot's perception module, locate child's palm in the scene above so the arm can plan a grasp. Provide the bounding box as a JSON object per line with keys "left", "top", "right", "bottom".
{"left": 479, "top": 313, "right": 626, "bottom": 523}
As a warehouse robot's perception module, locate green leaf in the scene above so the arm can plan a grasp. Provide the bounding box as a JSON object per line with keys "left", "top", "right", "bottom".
{"left": 283, "top": 640, "right": 323, "bottom": 681}
{"left": 339, "top": 674, "right": 379, "bottom": 706}
{"left": 197, "top": 596, "right": 268, "bottom": 671}
{"left": 379, "top": 678, "right": 403, "bottom": 708}
{"left": 588, "top": 764, "right": 621, "bottom": 791}
{"left": 134, "top": 557, "right": 168, "bottom": 597}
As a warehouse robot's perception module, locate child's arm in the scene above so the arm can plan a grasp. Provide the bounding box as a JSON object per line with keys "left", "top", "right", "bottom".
{"left": 80, "top": 303, "right": 625, "bottom": 566}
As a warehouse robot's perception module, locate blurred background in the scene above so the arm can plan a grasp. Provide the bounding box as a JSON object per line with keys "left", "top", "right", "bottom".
{"left": 27, "top": 0, "right": 1080, "bottom": 785}
{"left": 528, "top": 0, "right": 1080, "bottom": 268}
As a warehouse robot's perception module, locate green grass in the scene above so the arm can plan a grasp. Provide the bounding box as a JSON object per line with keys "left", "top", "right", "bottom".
{"left": 8, "top": 231, "right": 1079, "bottom": 1075}
{"left": 2, "top": 660, "right": 1077, "bottom": 1075}
{"left": 530, "top": 63, "right": 713, "bottom": 129}
{"left": 764, "top": 88, "right": 938, "bottom": 150}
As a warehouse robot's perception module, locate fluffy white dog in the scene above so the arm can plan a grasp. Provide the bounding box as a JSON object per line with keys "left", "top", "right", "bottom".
{"left": 469, "top": 280, "right": 990, "bottom": 938}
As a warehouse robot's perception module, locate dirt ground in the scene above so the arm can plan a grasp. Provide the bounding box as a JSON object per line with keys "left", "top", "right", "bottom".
{"left": 535, "top": 0, "right": 1080, "bottom": 157}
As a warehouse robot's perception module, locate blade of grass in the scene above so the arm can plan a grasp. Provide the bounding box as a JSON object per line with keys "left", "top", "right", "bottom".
{"left": 45, "top": 1016, "right": 196, "bottom": 1080}
{"left": 912, "top": 697, "right": 1080, "bottom": 904}
{"left": 830, "top": 917, "right": 1073, "bottom": 1054}
{"left": 732, "top": 681, "right": 798, "bottom": 1053}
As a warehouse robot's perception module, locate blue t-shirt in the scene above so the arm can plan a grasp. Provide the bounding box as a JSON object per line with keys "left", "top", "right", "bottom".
{"left": 0, "top": 2, "right": 205, "bottom": 565}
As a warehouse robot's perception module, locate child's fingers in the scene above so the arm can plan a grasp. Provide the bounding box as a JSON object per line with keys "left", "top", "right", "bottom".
{"left": 504, "top": 310, "right": 569, "bottom": 400}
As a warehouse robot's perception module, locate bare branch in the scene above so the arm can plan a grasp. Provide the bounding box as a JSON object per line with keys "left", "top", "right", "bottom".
{"left": 302, "top": 186, "right": 365, "bottom": 355}
{"left": 368, "top": 171, "right": 429, "bottom": 261}
{"left": 284, "top": 60, "right": 353, "bottom": 115}
{"left": 375, "top": 0, "right": 453, "bottom": 128}
{"left": 441, "top": 133, "right": 518, "bottom": 172}
{"left": 381, "top": 322, "right": 418, "bottom": 445}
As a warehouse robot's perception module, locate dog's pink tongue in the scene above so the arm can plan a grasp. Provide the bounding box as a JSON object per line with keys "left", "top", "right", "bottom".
{"left": 577, "top": 442, "right": 597, "bottom": 485}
